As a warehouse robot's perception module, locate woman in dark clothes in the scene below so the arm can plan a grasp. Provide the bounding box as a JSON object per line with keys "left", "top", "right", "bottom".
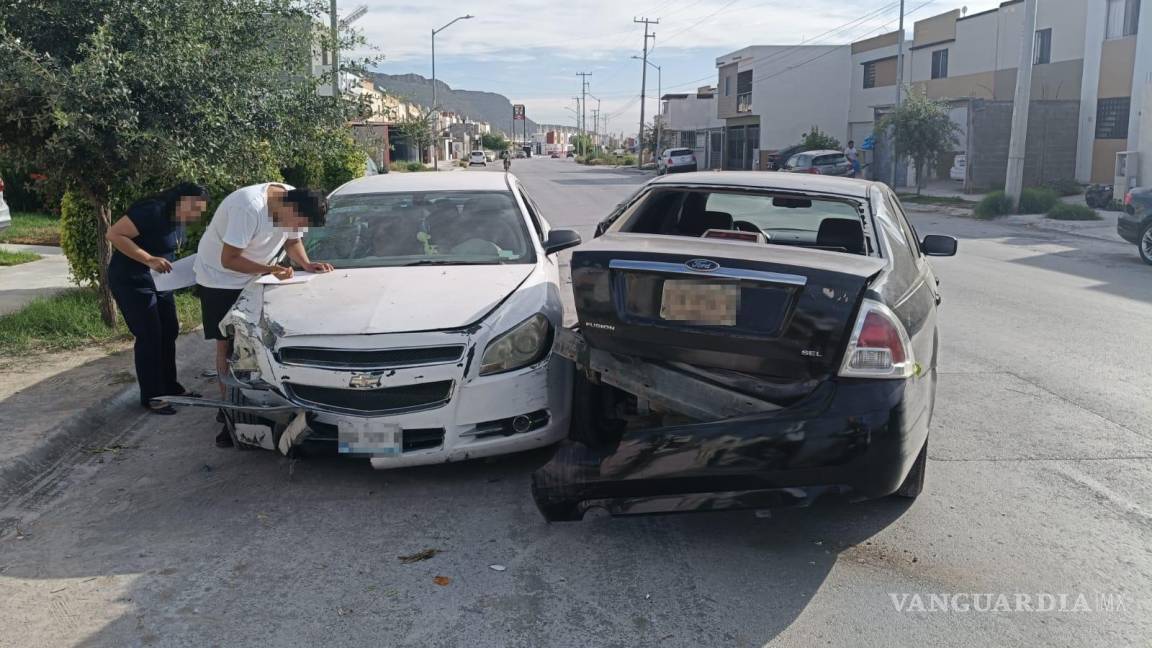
{"left": 106, "top": 183, "right": 210, "bottom": 414}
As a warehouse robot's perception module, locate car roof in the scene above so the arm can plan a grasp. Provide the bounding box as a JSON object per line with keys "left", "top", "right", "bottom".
{"left": 804, "top": 150, "right": 845, "bottom": 156}
{"left": 648, "top": 171, "right": 876, "bottom": 198}
{"left": 332, "top": 171, "right": 513, "bottom": 196}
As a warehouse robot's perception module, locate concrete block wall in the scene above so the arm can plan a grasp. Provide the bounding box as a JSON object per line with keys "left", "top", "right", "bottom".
{"left": 968, "top": 99, "right": 1081, "bottom": 191}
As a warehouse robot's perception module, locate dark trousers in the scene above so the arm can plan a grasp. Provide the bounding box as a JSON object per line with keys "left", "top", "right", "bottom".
{"left": 111, "top": 281, "right": 183, "bottom": 407}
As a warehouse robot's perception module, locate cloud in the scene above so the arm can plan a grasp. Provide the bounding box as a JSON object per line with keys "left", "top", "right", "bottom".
{"left": 353, "top": 0, "right": 1006, "bottom": 128}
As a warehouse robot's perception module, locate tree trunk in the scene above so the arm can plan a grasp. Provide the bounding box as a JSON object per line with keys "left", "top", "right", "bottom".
{"left": 95, "top": 200, "right": 117, "bottom": 327}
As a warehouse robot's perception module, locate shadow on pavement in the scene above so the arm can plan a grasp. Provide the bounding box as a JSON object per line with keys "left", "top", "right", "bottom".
{"left": 0, "top": 408, "right": 911, "bottom": 646}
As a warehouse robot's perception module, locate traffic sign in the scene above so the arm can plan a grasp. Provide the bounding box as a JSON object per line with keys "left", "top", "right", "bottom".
{"left": 513, "top": 104, "right": 526, "bottom": 121}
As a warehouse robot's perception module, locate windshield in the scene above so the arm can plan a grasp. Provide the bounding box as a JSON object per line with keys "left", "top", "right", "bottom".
{"left": 305, "top": 190, "right": 536, "bottom": 268}
{"left": 616, "top": 188, "right": 869, "bottom": 252}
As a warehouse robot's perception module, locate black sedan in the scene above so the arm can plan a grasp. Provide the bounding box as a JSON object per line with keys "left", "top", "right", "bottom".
{"left": 1117, "top": 187, "right": 1152, "bottom": 265}
{"left": 532, "top": 172, "right": 957, "bottom": 520}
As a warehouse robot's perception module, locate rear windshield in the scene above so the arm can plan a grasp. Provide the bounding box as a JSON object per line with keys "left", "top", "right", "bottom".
{"left": 668, "top": 149, "right": 694, "bottom": 157}
{"left": 814, "top": 154, "right": 847, "bottom": 166}
{"left": 614, "top": 188, "right": 872, "bottom": 255}
{"left": 306, "top": 190, "right": 535, "bottom": 268}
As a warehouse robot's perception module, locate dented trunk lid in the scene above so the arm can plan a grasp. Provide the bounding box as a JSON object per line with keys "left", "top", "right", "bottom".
{"left": 571, "top": 234, "right": 886, "bottom": 383}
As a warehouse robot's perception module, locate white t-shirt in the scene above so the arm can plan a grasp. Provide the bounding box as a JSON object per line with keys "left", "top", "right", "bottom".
{"left": 194, "top": 183, "right": 305, "bottom": 289}
{"left": 845, "top": 147, "right": 859, "bottom": 162}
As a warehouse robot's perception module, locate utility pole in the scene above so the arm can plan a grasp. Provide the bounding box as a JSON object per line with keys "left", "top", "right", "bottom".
{"left": 330, "top": 0, "right": 340, "bottom": 98}
{"left": 635, "top": 17, "right": 658, "bottom": 169}
{"left": 431, "top": 14, "right": 474, "bottom": 170}
{"left": 890, "top": 0, "right": 904, "bottom": 187}
{"left": 573, "top": 96, "right": 583, "bottom": 154}
{"left": 1005, "top": 0, "right": 1038, "bottom": 209}
{"left": 577, "top": 72, "right": 592, "bottom": 141}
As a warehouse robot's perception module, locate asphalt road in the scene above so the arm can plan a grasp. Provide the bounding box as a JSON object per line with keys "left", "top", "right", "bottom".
{"left": 2, "top": 158, "right": 1151, "bottom": 647}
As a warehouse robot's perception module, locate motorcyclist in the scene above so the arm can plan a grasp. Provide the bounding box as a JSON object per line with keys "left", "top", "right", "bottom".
{"left": 501, "top": 148, "right": 512, "bottom": 171}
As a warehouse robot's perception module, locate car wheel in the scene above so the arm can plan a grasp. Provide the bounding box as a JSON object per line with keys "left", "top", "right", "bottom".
{"left": 894, "top": 440, "right": 927, "bottom": 499}
{"left": 566, "top": 371, "right": 625, "bottom": 449}
{"left": 1139, "top": 222, "right": 1152, "bottom": 266}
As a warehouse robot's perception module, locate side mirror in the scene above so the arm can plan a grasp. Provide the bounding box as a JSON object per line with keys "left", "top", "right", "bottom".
{"left": 544, "top": 229, "right": 582, "bottom": 255}
{"left": 921, "top": 234, "right": 958, "bottom": 257}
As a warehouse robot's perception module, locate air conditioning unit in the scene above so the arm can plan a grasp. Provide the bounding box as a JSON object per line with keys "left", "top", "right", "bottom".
{"left": 1115, "top": 151, "right": 1140, "bottom": 194}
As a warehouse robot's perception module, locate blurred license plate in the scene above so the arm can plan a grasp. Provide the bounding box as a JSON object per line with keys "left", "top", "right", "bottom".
{"left": 338, "top": 420, "right": 401, "bottom": 456}
{"left": 660, "top": 281, "right": 740, "bottom": 325}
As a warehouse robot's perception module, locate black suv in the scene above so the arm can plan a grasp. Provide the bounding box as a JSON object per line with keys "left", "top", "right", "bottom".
{"left": 1116, "top": 187, "right": 1152, "bottom": 265}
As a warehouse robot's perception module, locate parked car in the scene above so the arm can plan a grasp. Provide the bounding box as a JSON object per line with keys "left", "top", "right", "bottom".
{"left": 532, "top": 171, "right": 958, "bottom": 520}
{"left": 949, "top": 154, "right": 967, "bottom": 181}
{"left": 198, "top": 172, "right": 584, "bottom": 467}
{"left": 550, "top": 152, "right": 561, "bottom": 159}
{"left": 657, "top": 148, "right": 699, "bottom": 175}
{"left": 484, "top": 151, "right": 496, "bottom": 162}
{"left": 566, "top": 150, "right": 575, "bottom": 158}
{"left": 1117, "top": 187, "right": 1152, "bottom": 265}
{"left": 782, "top": 150, "right": 854, "bottom": 177}
{"left": 468, "top": 151, "right": 487, "bottom": 166}
{"left": 767, "top": 144, "right": 807, "bottom": 171}
{"left": 0, "top": 174, "right": 10, "bottom": 231}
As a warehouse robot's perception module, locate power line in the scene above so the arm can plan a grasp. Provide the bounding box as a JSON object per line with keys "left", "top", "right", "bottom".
{"left": 635, "top": 16, "right": 659, "bottom": 167}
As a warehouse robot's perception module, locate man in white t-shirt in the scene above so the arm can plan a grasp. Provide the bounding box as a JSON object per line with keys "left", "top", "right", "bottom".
{"left": 194, "top": 183, "right": 332, "bottom": 446}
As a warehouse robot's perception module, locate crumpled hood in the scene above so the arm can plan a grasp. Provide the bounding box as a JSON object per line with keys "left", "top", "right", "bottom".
{"left": 261, "top": 265, "right": 534, "bottom": 336}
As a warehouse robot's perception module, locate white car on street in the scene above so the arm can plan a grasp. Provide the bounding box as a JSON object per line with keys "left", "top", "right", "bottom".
{"left": 469, "top": 150, "right": 487, "bottom": 166}
{"left": 214, "top": 172, "right": 581, "bottom": 468}
{"left": 950, "top": 154, "right": 967, "bottom": 182}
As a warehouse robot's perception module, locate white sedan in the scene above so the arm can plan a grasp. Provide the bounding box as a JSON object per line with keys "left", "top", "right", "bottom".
{"left": 214, "top": 172, "right": 580, "bottom": 468}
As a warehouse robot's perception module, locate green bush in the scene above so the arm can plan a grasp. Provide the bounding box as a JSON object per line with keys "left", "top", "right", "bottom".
{"left": 388, "top": 161, "right": 411, "bottom": 173}
{"left": 407, "top": 161, "right": 426, "bottom": 172}
{"left": 59, "top": 192, "right": 105, "bottom": 287}
{"left": 1044, "top": 178, "right": 1083, "bottom": 196}
{"left": 974, "top": 191, "right": 1013, "bottom": 219}
{"left": 1046, "top": 203, "right": 1101, "bottom": 221}
{"left": 1018, "top": 187, "right": 1060, "bottom": 214}
{"left": 622, "top": 155, "right": 637, "bottom": 166}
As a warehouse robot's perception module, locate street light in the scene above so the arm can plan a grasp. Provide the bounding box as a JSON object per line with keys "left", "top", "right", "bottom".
{"left": 632, "top": 56, "right": 662, "bottom": 157}
{"left": 431, "top": 14, "right": 474, "bottom": 169}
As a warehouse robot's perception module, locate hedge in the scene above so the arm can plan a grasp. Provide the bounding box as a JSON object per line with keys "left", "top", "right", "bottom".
{"left": 973, "top": 191, "right": 1013, "bottom": 219}
{"left": 1046, "top": 203, "right": 1101, "bottom": 221}
{"left": 1018, "top": 187, "right": 1060, "bottom": 214}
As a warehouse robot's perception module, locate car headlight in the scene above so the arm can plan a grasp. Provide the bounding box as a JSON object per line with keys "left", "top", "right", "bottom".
{"left": 479, "top": 314, "right": 553, "bottom": 376}
{"left": 228, "top": 328, "right": 263, "bottom": 383}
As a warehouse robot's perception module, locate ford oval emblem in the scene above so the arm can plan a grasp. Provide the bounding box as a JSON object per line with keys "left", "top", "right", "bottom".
{"left": 685, "top": 258, "right": 720, "bottom": 272}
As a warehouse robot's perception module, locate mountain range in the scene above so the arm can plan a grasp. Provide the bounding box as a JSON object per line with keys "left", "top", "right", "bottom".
{"left": 365, "top": 72, "right": 568, "bottom": 136}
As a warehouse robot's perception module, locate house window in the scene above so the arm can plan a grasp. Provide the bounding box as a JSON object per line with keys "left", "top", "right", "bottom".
{"left": 736, "top": 70, "right": 753, "bottom": 113}
{"left": 1106, "top": 0, "right": 1141, "bottom": 38}
{"left": 1034, "top": 29, "right": 1052, "bottom": 64}
{"left": 680, "top": 130, "right": 696, "bottom": 148}
{"left": 724, "top": 77, "right": 731, "bottom": 96}
{"left": 1095, "top": 97, "right": 1130, "bottom": 139}
{"left": 931, "top": 49, "right": 949, "bottom": 79}
{"left": 864, "top": 61, "right": 877, "bottom": 89}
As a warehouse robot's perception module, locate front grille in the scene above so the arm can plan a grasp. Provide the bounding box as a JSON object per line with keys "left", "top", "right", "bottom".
{"left": 278, "top": 345, "right": 465, "bottom": 370}
{"left": 304, "top": 420, "right": 445, "bottom": 453}
{"left": 286, "top": 381, "right": 453, "bottom": 415}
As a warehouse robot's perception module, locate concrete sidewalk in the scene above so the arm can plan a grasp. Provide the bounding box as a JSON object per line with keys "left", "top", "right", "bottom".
{"left": 0, "top": 333, "right": 214, "bottom": 500}
{"left": 0, "top": 244, "right": 72, "bottom": 317}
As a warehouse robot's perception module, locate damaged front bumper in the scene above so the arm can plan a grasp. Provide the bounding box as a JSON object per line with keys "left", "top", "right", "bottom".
{"left": 530, "top": 379, "right": 930, "bottom": 521}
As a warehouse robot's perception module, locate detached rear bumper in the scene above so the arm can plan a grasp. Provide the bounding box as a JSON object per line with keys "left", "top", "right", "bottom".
{"left": 531, "top": 379, "right": 930, "bottom": 521}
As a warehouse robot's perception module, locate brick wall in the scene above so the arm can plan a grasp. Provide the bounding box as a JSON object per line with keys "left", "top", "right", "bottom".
{"left": 968, "top": 99, "right": 1080, "bottom": 191}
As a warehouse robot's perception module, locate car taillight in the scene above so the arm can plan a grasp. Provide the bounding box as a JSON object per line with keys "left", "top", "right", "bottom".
{"left": 839, "top": 300, "right": 915, "bottom": 379}
{"left": 1124, "top": 191, "right": 1133, "bottom": 206}
{"left": 807, "top": 167, "right": 822, "bottom": 175}
{"left": 0, "top": 178, "right": 5, "bottom": 193}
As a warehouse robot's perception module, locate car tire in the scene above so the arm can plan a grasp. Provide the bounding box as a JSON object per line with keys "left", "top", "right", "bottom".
{"left": 566, "top": 371, "right": 625, "bottom": 449}
{"left": 894, "top": 440, "right": 927, "bottom": 499}
{"left": 1139, "top": 222, "right": 1152, "bottom": 266}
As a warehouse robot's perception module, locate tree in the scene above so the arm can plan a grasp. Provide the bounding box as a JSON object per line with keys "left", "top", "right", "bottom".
{"left": 878, "top": 89, "right": 960, "bottom": 194}
{"left": 0, "top": 0, "right": 373, "bottom": 324}
{"left": 480, "top": 133, "right": 510, "bottom": 151}
{"left": 800, "top": 126, "right": 841, "bottom": 151}
{"left": 392, "top": 107, "right": 438, "bottom": 163}
{"left": 569, "top": 133, "right": 594, "bottom": 157}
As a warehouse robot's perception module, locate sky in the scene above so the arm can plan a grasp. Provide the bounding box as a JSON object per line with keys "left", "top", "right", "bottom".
{"left": 356, "top": 0, "right": 1005, "bottom": 132}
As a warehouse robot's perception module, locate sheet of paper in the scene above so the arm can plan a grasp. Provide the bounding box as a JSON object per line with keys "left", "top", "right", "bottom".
{"left": 151, "top": 254, "right": 198, "bottom": 292}
{"left": 256, "top": 271, "right": 317, "bottom": 286}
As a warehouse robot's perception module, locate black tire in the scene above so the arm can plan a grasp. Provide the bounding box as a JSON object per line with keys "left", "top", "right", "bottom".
{"left": 1139, "top": 222, "right": 1152, "bottom": 266}
{"left": 894, "top": 440, "right": 927, "bottom": 499}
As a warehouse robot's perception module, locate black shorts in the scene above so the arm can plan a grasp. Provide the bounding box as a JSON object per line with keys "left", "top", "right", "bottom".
{"left": 197, "top": 285, "right": 244, "bottom": 341}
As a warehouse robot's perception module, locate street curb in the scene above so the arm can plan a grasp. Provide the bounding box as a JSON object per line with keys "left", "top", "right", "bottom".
{"left": 906, "top": 205, "right": 1128, "bottom": 246}
{"left": 0, "top": 333, "right": 209, "bottom": 502}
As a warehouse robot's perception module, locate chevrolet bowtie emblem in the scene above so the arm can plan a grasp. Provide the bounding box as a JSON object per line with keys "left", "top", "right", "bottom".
{"left": 348, "top": 373, "right": 381, "bottom": 390}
